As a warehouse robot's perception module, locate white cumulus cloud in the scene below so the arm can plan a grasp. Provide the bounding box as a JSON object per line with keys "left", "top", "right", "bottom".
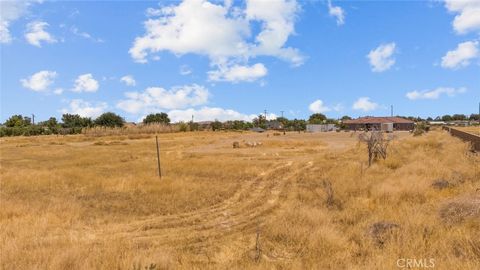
{"left": 129, "top": 0, "right": 303, "bottom": 82}
{"left": 117, "top": 84, "right": 209, "bottom": 114}
{"left": 20, "top": 70, "right": 57, "bottom": 92}
{"left": 0, "top": 0, "right": 39, "bottom": 43}
{"left": 406, "top": 87, "right": 466, "bottom": 100}
{"left": 61, "top": 99, "right": 107, "bottom": 118}
{"left": 444, "top": 0, "right": 480, "bottom": 34}
{"left": 441, "top": 40, "right": 479, "bottom": 69}
{"left": 72, "top": 74, "right": 99, "bottom": 93}
{"left": 208, "top": 63, "right": 267, "bottom": 82}
{"left": 352, "top": 97, "right": 378, "bottom": 111}
{"left": 120, "top": 75, "right": 136, "bottom": 86}
{"left": 167, "top": 107, "right": 257, "bottom": 122}
{"left": 0, "top": 20, "right": 12, "bottom": 43}
{"left": 328, "top": 0, "right": 345, "bottom": 25}
{"left": 308, "top": 99, "right": 331, "bottom": 113}
{"left": 367, "top": 42, "right": 396, "bottom": 72}
{"left": 24, "top": 21, "right": 57, "bottom": 47}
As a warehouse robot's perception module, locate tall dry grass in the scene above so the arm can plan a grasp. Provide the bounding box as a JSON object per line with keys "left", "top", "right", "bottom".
{"left": 0, "top": 131, "right": 478, "bottom": 269}
{"left": 83, "top": 123, "right": 180, "bottom": 137}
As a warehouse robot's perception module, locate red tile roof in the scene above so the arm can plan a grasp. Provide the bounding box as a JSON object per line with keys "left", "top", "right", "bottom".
{"left": 343, "top": 117, "right": 414, "bottom": 124}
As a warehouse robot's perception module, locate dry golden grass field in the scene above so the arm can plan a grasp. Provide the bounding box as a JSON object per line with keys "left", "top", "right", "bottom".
{"left": 456, "top": 126, "right": 480, "bottom": 136}
{"left": 1, "top": 130, "right": 479, "bottom": 269}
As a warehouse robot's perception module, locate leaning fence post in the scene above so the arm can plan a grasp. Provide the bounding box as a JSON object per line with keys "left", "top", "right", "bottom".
{"left": 156, "top": 135, "right": 162, "bottom": 178}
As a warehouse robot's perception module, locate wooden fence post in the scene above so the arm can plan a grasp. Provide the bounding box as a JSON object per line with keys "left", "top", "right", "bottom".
{"left": 156, "top": 135, "right": 162, "bottom": 178}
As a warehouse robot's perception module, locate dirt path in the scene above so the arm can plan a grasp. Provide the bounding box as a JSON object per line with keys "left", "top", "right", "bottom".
{"left": 72, "top": 160, "right": 313, "bottom": 264}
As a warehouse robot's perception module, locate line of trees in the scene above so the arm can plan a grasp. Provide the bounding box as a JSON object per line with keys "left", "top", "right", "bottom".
{"left": 0, "top": 112, "right": 125, "bottom": 137}
{"left": 1, "top": 112, "right": 478, "bottom": 137}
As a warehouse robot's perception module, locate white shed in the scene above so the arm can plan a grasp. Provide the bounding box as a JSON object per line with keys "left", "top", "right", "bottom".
{"left": 306, "top": 124, "right": 336, "bottom": 132}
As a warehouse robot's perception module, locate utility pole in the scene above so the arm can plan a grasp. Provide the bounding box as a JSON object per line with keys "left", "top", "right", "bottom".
{"left": 264, "top": 109, "right": 267, "bottom": 120}
{"left": 191, "top": 114, "right": 194, "bottom": 123}
{"left": 390, "top": 105, "right": 393, "bottom": 117}
{"left": 32, "top": 114, "right": 35, "bottom": 125}
{"left": 280, "top": 111, "right": 284, "bottom": 118}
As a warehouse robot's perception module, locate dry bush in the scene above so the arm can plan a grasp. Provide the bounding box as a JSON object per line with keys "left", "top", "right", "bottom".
{"left": 431, "top": 179, "right": 453, "bottom": 190}
{"left": 439, "top": 195, "right": 480, "bottom": 224}
{"left": 322, "top": 180, "right": 342, "bottom": 210}
{"left": 358, "top": 131, "right": 392, "bottom": 166}
{"left": 367, "top": 221, "right": 400, "bottom": 246}
{"left": 233, "top": 141, "right": 240, "bottom": 148}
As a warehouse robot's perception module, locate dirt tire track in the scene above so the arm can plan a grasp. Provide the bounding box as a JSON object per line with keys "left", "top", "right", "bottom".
{"left": 102, "top": 161, "right": 313, "bottom": 265}
{"left": 59, "top": 160, "right": 312, "bottom": 266}
{"left": 109, "top": 162, "right": 297, "bottom": 238}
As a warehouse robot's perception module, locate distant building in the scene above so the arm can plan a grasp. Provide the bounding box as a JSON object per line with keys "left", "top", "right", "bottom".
{"left": 449, "top": 120, "right": 469, "bottom": 127}
{"left": 266, "top": 120, "right": 283, "bottom": 130}
{"left": 428, "top": 121, "right": 446, "bottom": 125}
{"left": 343, "top": 117, "right": 414, "bottom": 131}
{"left": 306, "top": 124, "right": 336, "bottom": 132}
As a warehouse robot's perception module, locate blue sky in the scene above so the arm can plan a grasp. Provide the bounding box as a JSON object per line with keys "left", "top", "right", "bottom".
{"left": 1, "top": 0, "right": 479, "bottom": 123}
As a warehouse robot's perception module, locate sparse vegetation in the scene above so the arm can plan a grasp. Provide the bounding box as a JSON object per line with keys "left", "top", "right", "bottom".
{"left": 1, "top": 130, "right": 478, "bottom": 269}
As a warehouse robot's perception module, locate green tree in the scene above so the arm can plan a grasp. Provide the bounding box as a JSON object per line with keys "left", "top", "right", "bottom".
{"left": 451, "top": 114, "right": 467, "bottom": 121}
{"left": 341, "top": 115, "right": 352, "bottom": 121}
{"left": 253, "top": 115, "right": 267, "bottom": 128}
{"left": 94, "top": 112, "right": 125, "bottom": 127}
{"left": 211, "top": 120, "right": 223, "bottom": 131}
{"left": 39, "top": 117, "right": 60, "bottom": 133}
{"left": 61, "top": 114, "right": 92, "bottom": 128}
{"left": 469, "top": 114, "right": 480, "bottom": 121}
{"left": 4, "top": 115, "right": 31, "bottom": 127}
{"left": 308, "top": 113, "right": 327, "bottom": 124}
{"left": 290, "top": 119, "right": 306, "bottom": 131}
{"left": 276, "top": 117, "right": 289, "bottom": 128}
{"left": 143, "top": 113, "right": 170, "bottom": 124}
{"left": 441, "top": 115, "right": 453, "bottom": 122}
{"left": 325, "top": 118, "right": 338, "bottom": 124}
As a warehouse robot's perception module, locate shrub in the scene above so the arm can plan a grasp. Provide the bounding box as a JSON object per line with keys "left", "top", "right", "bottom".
{"left": 143, "top": 113, "right": 170, "bottom": 125}
{"left": 178, "top": 122, "right": 188, "bottom": 132}
{"left": 211, "top": 120, "right": 223, "bottom": 131}
{"left": 62, "top": 114, "right": 92, "bottom": 128}
{"left": 4, "top": 115, "right": 31, "bottom": 127}
{"left": 413, "top": 122, "right": 429, "bottom": 136}
{"left": 94, "top": 112, "right": 125, "bottom": 127}
{"left": 358, "top": 131, "right": 392, "bottom": 166}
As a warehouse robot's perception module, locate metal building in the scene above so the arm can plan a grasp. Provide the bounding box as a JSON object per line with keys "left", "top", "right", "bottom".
{"left": 306, "top": 124, "right": 336, "bottom": 132}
